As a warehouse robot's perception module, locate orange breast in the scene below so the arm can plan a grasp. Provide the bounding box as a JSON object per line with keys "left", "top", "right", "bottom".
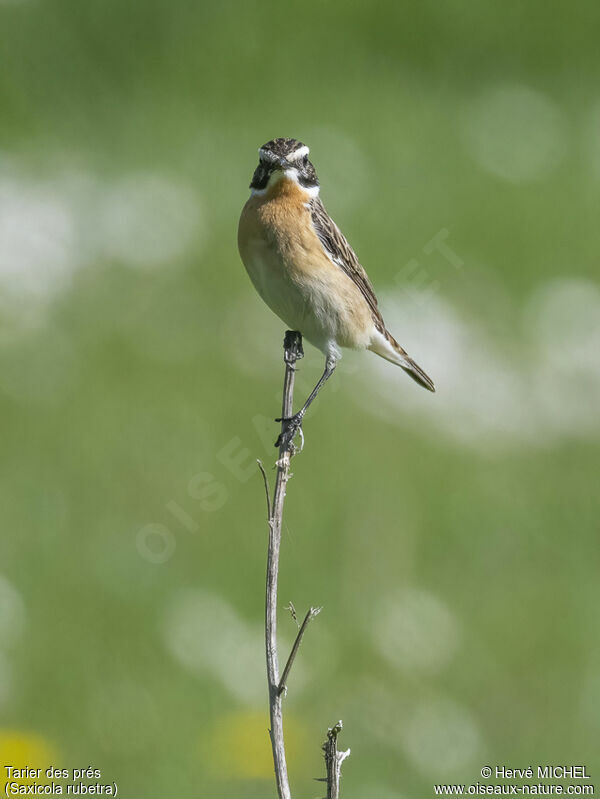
{"left": 238, "top": 177, "right": 374, "bottom": 351}
{"left": 239, "top": 177, "right": 322, "bottom": 272}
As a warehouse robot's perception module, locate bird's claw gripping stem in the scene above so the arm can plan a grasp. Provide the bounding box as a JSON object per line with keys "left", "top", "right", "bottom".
{"left": 275, "top": 411, "right": 304, "bottom": 450}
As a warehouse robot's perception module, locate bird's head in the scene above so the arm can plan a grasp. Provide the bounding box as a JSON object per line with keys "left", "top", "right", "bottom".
{"left": 250, "top": 137, "right": 319, "bottom": 196}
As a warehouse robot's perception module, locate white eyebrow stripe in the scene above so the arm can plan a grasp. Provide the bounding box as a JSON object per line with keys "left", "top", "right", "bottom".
{"left": 287, "top": 145, "right": 310, "bottom": 161}
{"left": 258, "top": 148, "right": 279, "bottom": 163}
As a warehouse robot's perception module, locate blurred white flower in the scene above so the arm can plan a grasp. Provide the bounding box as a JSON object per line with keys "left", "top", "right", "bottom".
{"left": 528, "top": 278, "right": 600, "bottom": 374}
{"left": 528, "top": 279, "right": 600, "bottom": 437}
{"left": 361, "top": 278, "right": 600, "bottom": 449}
{"left": 403, "top": 698, "right": 482, "bottom": 777}
{"left": 99, "top": 173, "right": 202, "bottom": 268}
{"left": 373, "top": 588, "right": 460, "bottom": 674}
{"left": 0, "top": 179, "right": 75, "bottom": 306}
{"left": 463, "top": 84, "right": 567, "bottom": 183}
{"left": 162, "top": 589, "right": 267, "bottom": 705}
{"left": 0, "top": 164, "right": 204, "bottom": 329}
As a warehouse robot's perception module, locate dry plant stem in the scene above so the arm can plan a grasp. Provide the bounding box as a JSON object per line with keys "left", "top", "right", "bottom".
{"left": 262, "top": 331, "right": 349, "bottom": 799}
{"left": 278, "top": 606, "right": 322, "bottom": 696}
{"left": 265, "top": 329, "right": 304, "bottom": 799}
{"left": 323, "top": 722, "right": 351, "bottom": 799}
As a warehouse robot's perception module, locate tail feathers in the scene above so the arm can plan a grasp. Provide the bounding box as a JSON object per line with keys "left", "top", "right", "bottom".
{"left": 369, "top": 329, "right": 435, "bottom": 392}
{"left": 398, "top": 352, "right": 436, "bottom": 392}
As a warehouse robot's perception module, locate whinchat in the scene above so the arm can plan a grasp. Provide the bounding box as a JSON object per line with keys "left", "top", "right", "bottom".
{"left": 238, "top": 137, "right": 434, "bottom": 447}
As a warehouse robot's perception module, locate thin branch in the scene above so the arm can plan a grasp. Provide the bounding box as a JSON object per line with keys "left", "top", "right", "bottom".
{"left": 261, "top": 331, "right": 349, "bottom": 799}
{"left": 323, "top": 721, "right": 351, "bottom": 799}
{"left": 265, "top": 330, "right": 303, "bottom": 799}
{"left": 278, "top": 606, "right": 322, "bottom": 695}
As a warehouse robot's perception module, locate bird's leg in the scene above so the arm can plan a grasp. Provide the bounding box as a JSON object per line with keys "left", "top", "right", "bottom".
{"left": 275, "top": 354, "right": 337, "bottom": 448}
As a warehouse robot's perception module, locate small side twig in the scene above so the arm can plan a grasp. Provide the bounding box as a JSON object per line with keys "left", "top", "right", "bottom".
{"left": 257, "top": 459, "right": 272, "bottom": 521}
{"left": 323, "top": 721, "right": 350, "bottom": 799}
{"left": 278, "top": 606, "right": 322, "bottom": 695}
{"left": 285, "top": 601, "right": 299, "bottom": 627}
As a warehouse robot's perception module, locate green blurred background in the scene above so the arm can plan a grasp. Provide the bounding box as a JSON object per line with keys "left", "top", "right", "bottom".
{"left": 1, "top": 1, "right": 599, "bottom": 797}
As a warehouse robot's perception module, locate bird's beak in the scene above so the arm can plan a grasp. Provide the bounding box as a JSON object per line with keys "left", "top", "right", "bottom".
{"left": 277, "top": 156, "right": 292, "bottom": 170}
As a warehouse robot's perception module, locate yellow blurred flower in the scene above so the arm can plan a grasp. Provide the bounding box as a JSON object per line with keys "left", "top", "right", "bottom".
{"left": 0, "top": 731, "right": 56, "bottom": 785}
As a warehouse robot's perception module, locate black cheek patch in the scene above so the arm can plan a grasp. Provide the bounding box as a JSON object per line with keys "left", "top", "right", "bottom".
{"left": 250, "top": 164, "right": 270, "bottom": 190}
{"left": 298, "top": 163, "right": 319, "bottom": 189}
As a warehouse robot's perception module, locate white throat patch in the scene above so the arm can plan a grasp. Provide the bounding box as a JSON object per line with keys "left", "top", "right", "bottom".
{"left": 250, "top": 168, "right": 320, "bottom": 198}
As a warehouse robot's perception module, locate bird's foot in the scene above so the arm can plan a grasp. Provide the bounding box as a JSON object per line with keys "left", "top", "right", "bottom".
{"left": 275, "top": 412, "right": 304, "bottom": 451}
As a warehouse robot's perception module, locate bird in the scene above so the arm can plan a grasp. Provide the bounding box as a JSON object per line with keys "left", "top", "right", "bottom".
{"left": 238, "top": 137, "right": 434, "bottom": 448}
